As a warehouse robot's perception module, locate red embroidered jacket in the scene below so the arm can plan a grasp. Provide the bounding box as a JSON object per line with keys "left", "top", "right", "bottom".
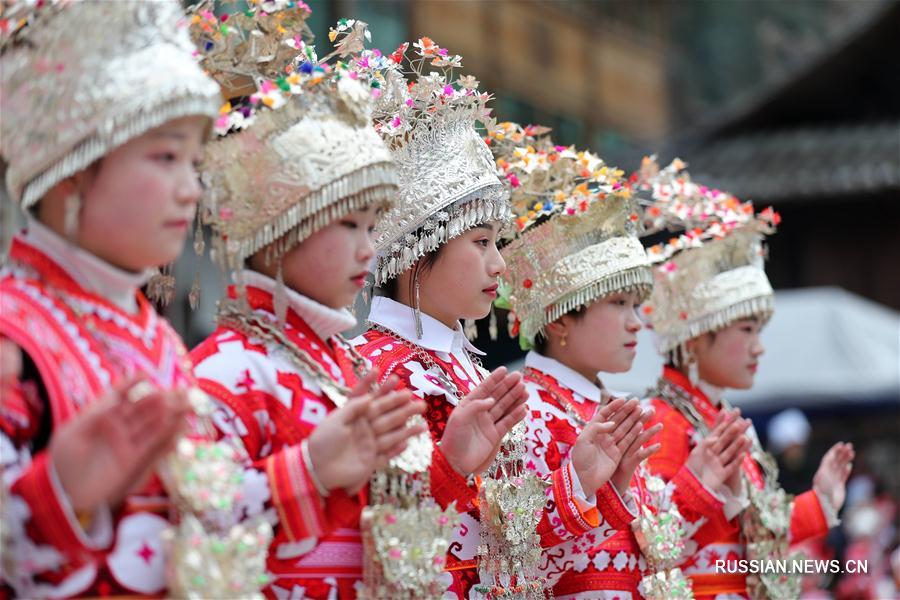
{"left": 521, "top": 352, "right": 690, "bottom": 599}
{"left": 646, "top": 367, "right": 833, "bottom": 599}
{"left": 0, "top": 235, "right": 195, "bottom": 597}
{"left": 354, "top": 331, "right": 623, "bottom": 599}
{"left": 191, "top": 285, "right": 371, "bottom": 600}
{"left": 354, "top": 328, "right": 485, "bottom": 598}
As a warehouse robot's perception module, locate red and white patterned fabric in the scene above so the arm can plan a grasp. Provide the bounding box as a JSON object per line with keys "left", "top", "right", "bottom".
{"left": 354, "top": 298, "right": 629, "bottom": 598}
{"left": 191, "top": 272, "right": 369, "bottom": 600}
{"left": 521, "top": 351, "right": 652, "bottom": 599}
{"left": 0, "top": 222, "right": 194, "bottom": 597}
{"left": 646, "top": 366, "right": 833, "bottom": 599}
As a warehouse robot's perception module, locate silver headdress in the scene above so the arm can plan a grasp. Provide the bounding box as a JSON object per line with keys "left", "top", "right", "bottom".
{"left": 348, "top": 38, "right": 511, "bottom": 284}
{"left": 636, "top": 157, "right": 780, "bottom": 354}
{"left": 491, "top": 122, "right": 653, "bottom": 349}
{"left": 1, "top": 0, "right": 221, "bottom": 208}
{"left": 191, "top": 7, "right": 398, "bottom": 273}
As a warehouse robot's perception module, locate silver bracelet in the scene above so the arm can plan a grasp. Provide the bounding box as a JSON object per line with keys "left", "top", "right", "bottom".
{"left": 300, "top": 439, "right": 330, "bottom": 498}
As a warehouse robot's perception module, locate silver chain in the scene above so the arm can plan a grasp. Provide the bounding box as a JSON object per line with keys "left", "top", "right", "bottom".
{"left": 220, "top": 303, "right": 369, "bottom": 407}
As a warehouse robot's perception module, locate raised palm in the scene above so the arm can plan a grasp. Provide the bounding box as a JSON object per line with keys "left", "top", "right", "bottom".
{"left": 309, "top": 373, "right": 425, "bottom": 494}
{"left": 813, "top": 442, "right": 854, "bottom": 511}
{"left": 440, "top": 366, "right": 529, "bottom": 475}
{"left": 573, "top": 397, "right": 643, "bottom": 494}
{"left": 51, "top": 379, "right": 191, "bottom": 513}
{"left": 687, "top": 409, "right": 751, "bottom": 493}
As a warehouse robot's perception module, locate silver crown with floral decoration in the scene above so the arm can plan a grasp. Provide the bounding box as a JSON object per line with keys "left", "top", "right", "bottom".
{"left": 348, "top": 38, "right": 510, "bottom": 284}
{"left": 1, "top": 0, "right": 221, "bottom": 208}
{"left": 190, "top": 6, "right": 398, "bottom": 271}
{"left": 491, "top": 122, "right": 652, "bottom": 349}
{"left": 636, "top": 157, "right": 780, "bottom": 354}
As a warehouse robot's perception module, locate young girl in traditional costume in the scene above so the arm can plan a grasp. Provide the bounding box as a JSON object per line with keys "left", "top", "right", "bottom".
{"left": 638, "top": 158, "right": 854, "bottom": 599}
{"left": 491, "top": 124, "right": 701, "bottom": 599}
{"left": 0, "top": 1, "right": 268, "bottom": 597}
{"left": 347, "top": 41, "right": 551, "bottom": 598}
{"left": 187, "top": 8, "right": 427, "bottom": 599}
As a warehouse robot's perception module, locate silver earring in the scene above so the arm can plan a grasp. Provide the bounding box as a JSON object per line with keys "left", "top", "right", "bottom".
{"left": 274, "top": 262, "right": 288, "bottom": 329}
{"left": 414, "top": 273, "right": 423, "bottom": 339}
{"left": 463, "top": 318, "right": 477, "bottom": 341}
{"left": 684, "top": 345, "right": 700, "bottom": 386}
{"left": 147, "top": 263, "right": 177, "bottom": 306}
{"left": 63, "top": 192, "right": 81, "bottom": 240}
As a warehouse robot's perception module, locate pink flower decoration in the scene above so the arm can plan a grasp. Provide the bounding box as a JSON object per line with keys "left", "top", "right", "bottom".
{"left": 507, "top": 173, "right": 520, "bottom": 188}
{"left": 259, "top": 80, "right": 275, "bottom": 93}
{"left": 391, "top": 116, "right": 402, "bottom": 128}
{"left": 405, "top": 98, "right": 414, "bottom": 107}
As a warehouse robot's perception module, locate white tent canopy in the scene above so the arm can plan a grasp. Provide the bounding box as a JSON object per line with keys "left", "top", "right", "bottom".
{"left": 507, "top": 287, "right": 900, "bottom": 411}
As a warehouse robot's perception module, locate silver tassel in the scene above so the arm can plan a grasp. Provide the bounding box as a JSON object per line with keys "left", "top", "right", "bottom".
{"left": 189, "top": 271, "right": 201, "bottom": 310}
{"left": 63, "top": 192, "right": 81, "bottom": 241}
{"left": 463, "top": 318, "right": 478, "bottom": 341}
{"left": 274, "top": 263, "right": 288, "bottom": 329}
{"left": 147, "top": 263, "right": 177, "bottom": 306}
{"left": 414, "top": 274, "right": 423, "bottom": 339}
{"left": 488, "top": 306, "right": 498, "bottom": 341}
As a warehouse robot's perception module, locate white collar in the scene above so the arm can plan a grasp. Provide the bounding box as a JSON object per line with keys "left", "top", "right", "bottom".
{"left": 366, "top": 296, "right": 485, "bottom": 356}
{"left": 239, "top": 271, "right": 357, "bottom": 341}
{"left": 24, "top": 216, "right": 152, "bottom": 314}
{"left": 698, "top": 378, "right": 725, "bottom": 407}
{"left": 525, "top": 351, "right": 602, "bottom": 403}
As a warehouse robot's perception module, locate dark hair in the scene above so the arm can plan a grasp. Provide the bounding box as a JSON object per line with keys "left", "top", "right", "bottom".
{"left": 375, "top": 244, "right": 445, "bottom": 302}
{"left": 532, "top": 304, "right": 586, "bottom": 354}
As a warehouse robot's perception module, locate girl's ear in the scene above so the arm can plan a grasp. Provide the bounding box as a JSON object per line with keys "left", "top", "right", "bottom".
{"left": 545, "top": 317, "right": 569, "bottom": 342}
{"left": 684, "top": 336, "right": 700, "bottom": 357}
{"left": 686, "top": 332, "right": 714, "bottom": 357}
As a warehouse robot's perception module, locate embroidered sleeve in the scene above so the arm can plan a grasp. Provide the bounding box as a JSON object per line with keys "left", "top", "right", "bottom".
{"left": 192, "top": 334, "right": 360, "bottom": 547}
{"left": 430, "top": 444, "right": 478, "bottom": 513}
{"left": 789, "top": 489, "right": 831, "bottom": 543}
{"left": 645, "top": 399, "right": 730, "bottom": 555}
{"left": 1, "top": 345, "right": 113, "bottom": 597}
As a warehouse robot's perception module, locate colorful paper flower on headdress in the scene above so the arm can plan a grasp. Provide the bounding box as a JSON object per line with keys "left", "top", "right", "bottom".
{"left": 190, "top": 1, "right": 397, "bottom": 271}
{"left": 345, "top": 37, "right": 510, "bottom": 284}
{"left": 635, "top": 156, "right": 781, "bottom": 353}
{"left": 635, "top": 156, "right": 780, "bottom": 263}
{"left": 491, "top": 122, "right": 652, "bottom": 349}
